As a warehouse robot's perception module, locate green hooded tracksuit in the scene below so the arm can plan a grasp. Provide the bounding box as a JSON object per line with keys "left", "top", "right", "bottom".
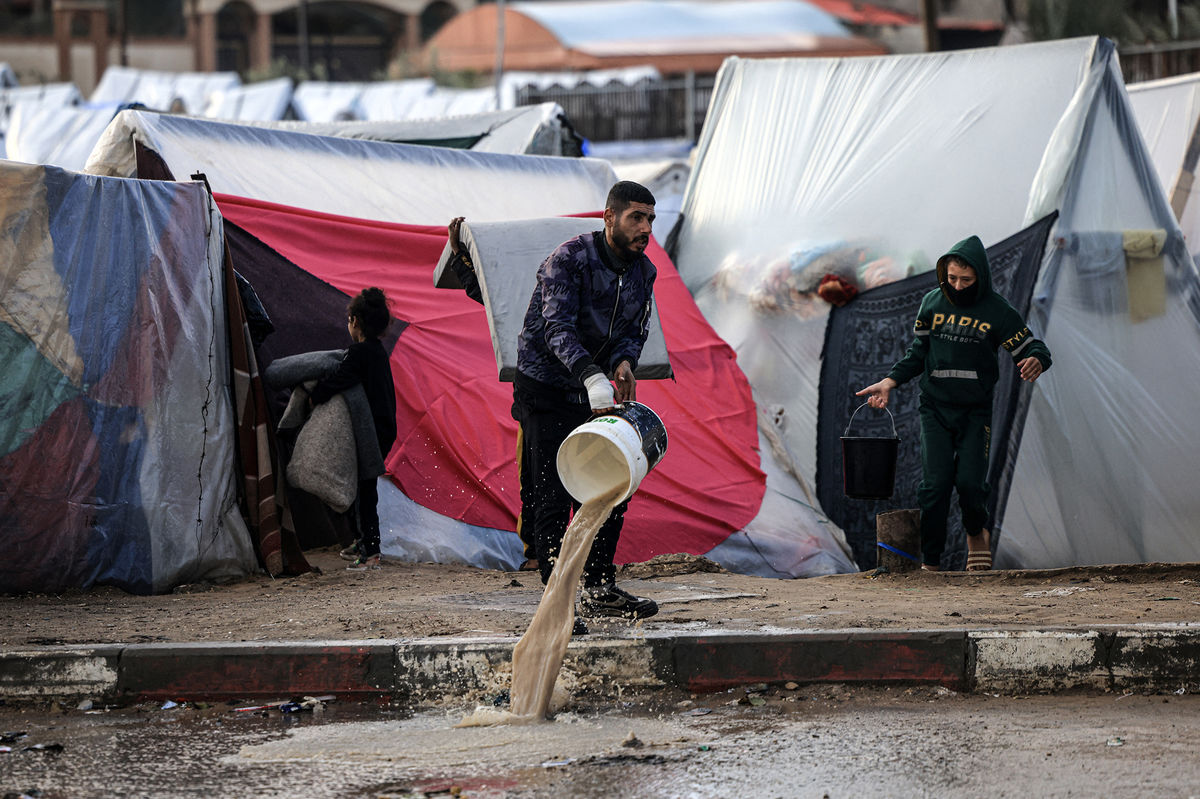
{"left": 886, "top": 235, "right": 1052, "bottom": 567}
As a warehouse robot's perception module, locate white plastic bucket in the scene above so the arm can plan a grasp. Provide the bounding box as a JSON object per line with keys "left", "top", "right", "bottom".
{"left": 556, "top": 401, "right": 668, "bottom": 504}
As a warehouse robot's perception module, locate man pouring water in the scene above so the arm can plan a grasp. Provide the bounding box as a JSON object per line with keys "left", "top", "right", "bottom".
{"left": 446, "top": 181, "right": 660, "bottom": 634}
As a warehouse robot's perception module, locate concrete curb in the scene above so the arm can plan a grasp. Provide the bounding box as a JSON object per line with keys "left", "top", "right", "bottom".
{"left": 2, "top": 626, "right": 1197, "bottom": 702}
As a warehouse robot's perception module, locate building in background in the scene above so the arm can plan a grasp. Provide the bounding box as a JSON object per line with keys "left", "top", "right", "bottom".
{"left": 0, "top": 0, "right": 471, "bottom": 93}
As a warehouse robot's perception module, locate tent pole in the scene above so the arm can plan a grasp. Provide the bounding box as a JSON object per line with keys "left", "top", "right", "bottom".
{"left": 494, "top": 0, "right": 506, "bottom": 110}
{"left": 1168, "top": 108, "right": 1200, "bottom": 222}
{"left": 920, "top": 0, "right": 939, "bottom": 52}
{"left": 298, "top": 0, "right": 310, "bottom": 76}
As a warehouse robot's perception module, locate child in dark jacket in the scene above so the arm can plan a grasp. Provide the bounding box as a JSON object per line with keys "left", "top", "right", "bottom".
{"left": 857, "top": 235, "right": 1051, "bottom": 572}
{"left": 310, "top": 287, "right": 397, "bottom": 569}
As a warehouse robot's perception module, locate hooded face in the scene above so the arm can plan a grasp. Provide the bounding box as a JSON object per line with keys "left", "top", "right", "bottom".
{"left": 936, "top": 235, "right": 991, "bottom": 306}
{"left": 943, "top": 260, "right": 979, "bottom": 305}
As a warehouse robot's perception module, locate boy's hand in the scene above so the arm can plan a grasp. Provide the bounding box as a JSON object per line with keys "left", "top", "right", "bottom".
{"left": 1018, "top": 356, "right": 1044, "bottom": 382}
{"left": 855, "top": 378, "right": 897, "bottom": 409}
{"left": 613, "top": 360, "right": 636, "bottom": 403}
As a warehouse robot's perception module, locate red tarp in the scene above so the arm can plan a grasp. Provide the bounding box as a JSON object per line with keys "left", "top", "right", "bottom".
{"left": 216, "top": 193, "right": 765, "bottom": 563}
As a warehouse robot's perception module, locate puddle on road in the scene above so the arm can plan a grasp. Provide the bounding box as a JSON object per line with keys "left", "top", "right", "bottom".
{"left": 232, "top": 710, "right": 698, "bottom": 772}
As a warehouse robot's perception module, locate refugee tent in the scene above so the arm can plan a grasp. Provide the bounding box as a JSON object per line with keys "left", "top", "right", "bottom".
{"left": 672, "top": 36, "right": 1200, "bottom": 570}
{"left": 0, "top": 83, "right": 81, "bottom": 158}
{"left": 264, "top": 103, "right": 585, "bottom": 156}
{"left": 292, "top": 68, "right": 661, "bottom": 122}
{"left": 1127, "top": 72, "right": 1200, "bottom": 261}
{"left": 203, "top": 77, "right": 295, "bottom": 122}
{"left": 0, "top": 159, "right": 257, "bottom": 593}
{"left": 4, "top": 102, "right": 126, "bottom": 170}
{"left": 291, "top": 79, "right": 434, "bottom": 122}
{"left": 90, "top": 65, "right": 240, "bottom": 115}
{"left": 85, "top": 110, "right": 614, "bottom": 224}
{"left": 291, "top": 80, "right": 495, "bottom": 122}
{"left": 84, "top": 110, "right": 855, "bottom": 577}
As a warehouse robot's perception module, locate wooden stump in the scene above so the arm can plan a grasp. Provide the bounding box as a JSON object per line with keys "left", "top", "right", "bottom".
{"left": 876, "top": 509, "right": 921, "bottom": 572}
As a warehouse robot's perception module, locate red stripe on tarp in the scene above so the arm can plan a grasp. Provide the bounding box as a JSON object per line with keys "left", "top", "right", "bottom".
{"left": 215, "top": 193, "right": 764, "bottom": 563}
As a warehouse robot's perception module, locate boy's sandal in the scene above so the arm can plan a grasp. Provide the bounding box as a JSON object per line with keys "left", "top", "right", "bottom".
{"left": 965, "top": 550, "right": 992, "bottom": 571}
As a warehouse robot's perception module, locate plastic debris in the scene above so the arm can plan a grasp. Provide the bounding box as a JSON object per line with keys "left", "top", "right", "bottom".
{"left": 234, "top": 695, "right": 334, "bottom": 714}
{"left": 161, "top": 700, "right": 179, "bottom": 710}
{"left": 1106, "top": 737, "right": 1125, "bottom": 747}
{"left": 1023, "top": 586, "right": 1096, "bottom": 598}
{"left": 24, "top": 742, "right": 64, "bottom": 753}
{"left": 77, "top": 700, "right": 93, "bottom": 711}
{"left": 0, "top": 732, "right": 27, "bottom": 744}
{"left": 540, "top": 758, "right": 573, "bottom": 767}
{"left": 683, "top": 707, "right": 712, "bottom": 716}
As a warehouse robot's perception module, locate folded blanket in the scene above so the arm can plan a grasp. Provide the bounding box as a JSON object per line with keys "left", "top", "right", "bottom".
{"left": 265, "top": 349, "right": 386, "bottom": 485}
{"left": 287, "top": 392, "right": 357, "bottom": 513}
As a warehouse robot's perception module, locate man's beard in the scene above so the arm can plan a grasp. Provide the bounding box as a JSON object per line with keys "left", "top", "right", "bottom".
{"left": 611, "top": 227, "right": 648, "bottom": 259}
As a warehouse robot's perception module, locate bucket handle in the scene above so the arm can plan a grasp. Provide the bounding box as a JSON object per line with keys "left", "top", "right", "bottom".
{"left": 844, "top": 402, "right": 898, "bottom": 438}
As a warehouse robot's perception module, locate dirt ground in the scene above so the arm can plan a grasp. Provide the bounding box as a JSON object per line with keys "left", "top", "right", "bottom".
{"left": 3, "top": 550, "right": 1199, "bottom": 646}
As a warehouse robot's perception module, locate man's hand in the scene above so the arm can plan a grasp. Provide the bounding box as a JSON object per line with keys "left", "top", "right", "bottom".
{"left": 855, "top": 377, "right": 897, "bottom": 409}
{"left": 584, "top": 372, "right": 617, "bottom": 413}
{"left": 449, "top": 216, "right": 465, "bottom": 255}
{"left": 613, "top": 360, "right": 636, "bottom": 403}
{"left": 1017, "top": 356, "right": 1044, "bottom": 382}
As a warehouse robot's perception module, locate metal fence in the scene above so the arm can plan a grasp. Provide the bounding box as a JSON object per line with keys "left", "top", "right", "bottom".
{"left": 517, "top": 72, "right": 715, "bottom": 143}
{"left": 1120, "top": 40, "right": 1200, "bottom": 84}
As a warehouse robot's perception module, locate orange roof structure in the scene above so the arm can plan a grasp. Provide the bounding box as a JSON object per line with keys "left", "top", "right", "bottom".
{"left": 419, "top": 0, "right": 888, "bottom": 75}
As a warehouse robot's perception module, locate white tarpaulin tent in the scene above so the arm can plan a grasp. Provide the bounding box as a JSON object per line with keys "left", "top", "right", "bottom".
{"left": 293, "top": 68, "right": 661, "bottom": 122}
{"left": 1127, "top": 72, "right": 1200, "bottom": 261}
{"left": 85, "top": 110, "right": 616, "bottom": 225}
{"left": 674, "top": 36, "right": 1200, "bottom": 570}
{"left": 203, "top": 77, "right": 295, "bottom": 122}
{"left": 90, "top": 65, "right": 240, "bottom": 114}
{"left": 0, "top": 83, "right": 81, "bottom": 156}
{"left": 4, "top": 102, "right": 119, "bottom": 170}
{"left": 265, "top": 103, "right": 583, "bottom": 156}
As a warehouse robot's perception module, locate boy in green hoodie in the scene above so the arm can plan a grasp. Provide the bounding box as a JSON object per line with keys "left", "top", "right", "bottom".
{"left": 856, "top": 235, "right": 1052, "bottom": 571}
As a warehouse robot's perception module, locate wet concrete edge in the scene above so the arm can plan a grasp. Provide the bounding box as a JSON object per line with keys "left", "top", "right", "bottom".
{"left": 2, "top": 627, "right": 1199, "bottom": 702}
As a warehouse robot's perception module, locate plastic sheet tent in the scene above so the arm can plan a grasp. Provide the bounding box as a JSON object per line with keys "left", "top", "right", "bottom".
{"left": 673, "top": 37, "right": 1200, "bottom": 570}
{"left": 292, "top": 80, "right": 510, "bottom": 123}
{"left": 90, "top": 65, "right": 240, "bottom": 115}
{"left": 0, "top": 83, "right": 81, "bottom": 156}
{"left": 84, "top": 110, "right": 854, "bottom": 577}
{"left": 0, "top": 63, "right": 16, "bottom": 88}
{"left": 292, "top": 68, "right": 662, "bottom": 121}
{"left": 4, "top": 102, "right": 124, "bottom": 170}
{"left": 202, "top": 77, "right": 294, "bottom": 122}
{"left": 0, "top": 160, "right": 257, "bottom": 594}
{"left": 1127, "top": 72, "right": 1200, "bottom": 261}
{"left": 85, "top": 110, "right": 615, "bottom": 225}
{"left": 262, "top": 103, "right": 584, "bottom": 156}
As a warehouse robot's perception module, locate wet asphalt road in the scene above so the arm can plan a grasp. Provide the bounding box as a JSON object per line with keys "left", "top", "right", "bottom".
{"left": 1, "top": 686, "right": 1197, "bottom": 798}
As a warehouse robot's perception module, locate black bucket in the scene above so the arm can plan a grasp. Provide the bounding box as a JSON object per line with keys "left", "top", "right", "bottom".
{"left": 841, "top": 402, "right": 900, "bottom": 500}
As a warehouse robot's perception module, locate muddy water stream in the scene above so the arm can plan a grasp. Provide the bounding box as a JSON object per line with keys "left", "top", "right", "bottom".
{"left": 460, "top": 485, "right": 623, "bottom": 726}
{"left": 2, "top": 690, "right": 1198, "bottom": 797}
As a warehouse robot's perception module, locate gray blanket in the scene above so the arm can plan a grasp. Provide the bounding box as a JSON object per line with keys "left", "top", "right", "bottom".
{"left": 264, "top": 349, "right": 386, "bottom": 481}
